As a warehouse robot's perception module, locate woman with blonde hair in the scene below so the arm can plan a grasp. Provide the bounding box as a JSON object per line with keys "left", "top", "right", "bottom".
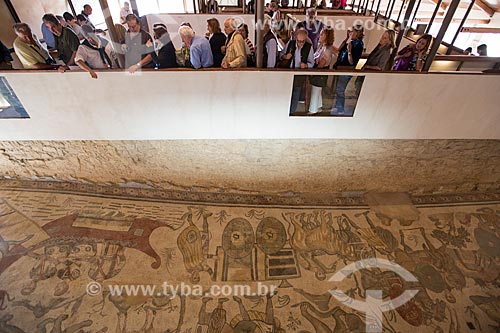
{"left": 308, "top": 26, "right": 335, "bottom": 115}
{"left": 362, "top": 29, "right": 395, "bottom": 71}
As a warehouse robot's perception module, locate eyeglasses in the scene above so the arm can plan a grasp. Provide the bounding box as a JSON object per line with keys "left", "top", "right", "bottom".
{"left": 297, "top": 39, "right": 306, "bottom": 44}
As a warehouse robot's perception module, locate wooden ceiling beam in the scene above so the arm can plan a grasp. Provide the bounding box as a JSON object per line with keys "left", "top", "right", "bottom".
{"left": 414, "top": 17, "right": 490, "bottom": 23}
{"left": 425, "top": 0, "right": 448, "bottom": 10}
{"left": 473, "top": 0, "right": 495, "bottom": 16}
{"left": 461, "top": 26, "right": 500, "bottom": 33}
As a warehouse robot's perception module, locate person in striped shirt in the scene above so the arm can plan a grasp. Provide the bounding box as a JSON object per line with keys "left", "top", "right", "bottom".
{"left": 238, "top": 23, "right": 255, "bottom": 67}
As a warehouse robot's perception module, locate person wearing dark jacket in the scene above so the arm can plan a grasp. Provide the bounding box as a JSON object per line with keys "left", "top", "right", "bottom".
{"left": 206, "top": 18, "right": 226, "bottom": 67}
{"left": 151, "top": 23, "right": 177, "bottom": 69}
{"left": 0, "top": 41, "right": 13, "bottom": 69}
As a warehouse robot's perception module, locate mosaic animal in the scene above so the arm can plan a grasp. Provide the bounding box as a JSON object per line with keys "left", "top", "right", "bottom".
{"left": 283, "top": 212, "right": 361, "bottom": 280}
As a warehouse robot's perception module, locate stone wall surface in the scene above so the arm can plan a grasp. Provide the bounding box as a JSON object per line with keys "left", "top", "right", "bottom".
{"left": 0, "top": 140, "right": 499, "bottom": 196}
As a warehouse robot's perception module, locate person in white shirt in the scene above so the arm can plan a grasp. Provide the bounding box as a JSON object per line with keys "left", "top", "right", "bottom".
{"left": 75, "top": 30, "right": 114, "bottom": 79}
{"left": 120, "top": 2, "right": 132, "bottom": 24}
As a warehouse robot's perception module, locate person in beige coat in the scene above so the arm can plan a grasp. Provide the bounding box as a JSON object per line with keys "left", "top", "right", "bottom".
{"left": 221, "top": 18, "right": 247, "bottom": 68}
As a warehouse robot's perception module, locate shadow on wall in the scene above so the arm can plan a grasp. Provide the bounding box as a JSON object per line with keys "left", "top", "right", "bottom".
{"left": 289, "top": 74, "right": 365, "bottom": 117}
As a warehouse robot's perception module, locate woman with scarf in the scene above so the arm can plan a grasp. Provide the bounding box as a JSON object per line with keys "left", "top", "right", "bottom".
{"left": 363, "top": 29, "right": 395, "bottom": 71}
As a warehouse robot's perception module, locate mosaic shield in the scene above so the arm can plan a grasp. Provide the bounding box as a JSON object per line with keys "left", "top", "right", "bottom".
{"left": 256, "top": 217, "right": 287, "bottom": 254}
{"left": 222, "top": 218, "right": 255, "bottom": 259}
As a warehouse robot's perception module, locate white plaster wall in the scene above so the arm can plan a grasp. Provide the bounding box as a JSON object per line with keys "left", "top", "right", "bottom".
{"left": 0, "top": 70, "right": 499, "bottom": 140}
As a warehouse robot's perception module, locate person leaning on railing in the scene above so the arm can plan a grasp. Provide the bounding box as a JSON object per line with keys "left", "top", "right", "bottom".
{"left": 393, "top": 34, "right": 432, "bottom": 72}
{"left": 13, "top": 23, "right": 62, "bottom": 70}
{"left": 123, "top": 14, "right": 155, "bottom": 73}
{"left": 42, "top": 13, "right": 80, "bottom": 68}
{"left": 74, "top": 28, "right": 114, "bottom": 79}
{"left": 179, "top": 25, "right": 214, "bottom": 69}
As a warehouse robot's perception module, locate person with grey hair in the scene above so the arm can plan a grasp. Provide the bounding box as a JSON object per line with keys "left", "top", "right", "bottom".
{"left": 13, "top": 23, "right": 60, "bottom": 69}
{"left": 120, "top": 2, "right": 132, "bottom": 24}
{"left": 42, "top": 14, "right": 80, "bottom": 66}
{"left": 283, "top": 29, "right": 314, "bottom": 114}
{"left": 179, "top": 25, "right": 213, "bottom": 69}
{"left": 262, "top": 15, "right": 278, "bottom": 68}
{"left": 221, "top": 18, "right": 247, "bottom": 68}
{"left": 75, "top": 29, "right": 114, "bottom": 78}
{"left": 302, "top": 8, "right": 324, "bottom": 50}
{"left": 124, "top": 13, "right": 154, "bottom": 72}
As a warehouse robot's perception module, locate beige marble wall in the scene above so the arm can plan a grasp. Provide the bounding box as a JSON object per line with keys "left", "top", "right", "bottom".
{"left": 0, "top": 140, "right": 499, "bottom": 196}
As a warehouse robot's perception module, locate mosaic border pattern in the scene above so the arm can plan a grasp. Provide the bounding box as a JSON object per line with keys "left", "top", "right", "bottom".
{"left": 0, "top": 179, "right": 499, "bottom": 207}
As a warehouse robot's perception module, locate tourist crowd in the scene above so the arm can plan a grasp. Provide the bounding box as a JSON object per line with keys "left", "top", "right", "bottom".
{"left": 0, "top": 1, "right": 489, "bottom": 115}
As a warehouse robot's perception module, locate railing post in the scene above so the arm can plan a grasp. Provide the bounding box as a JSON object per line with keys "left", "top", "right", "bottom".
{"left": 256, "top": 0, "right": 264, "bottom": 68}
{"left": 67, "top": 0, "right": 77, "bottom": 17}
{"left": 374, "top": 0, "right": 382, "bottom": 19}
{"left": 388, "top": 0, "right": 416, "bottom": 67}
{"left": 423, "top": 0, "right": 461, "bottom": 70}
{"left": 396, "top": 0, "right": 405, "bottom": 23}
{"left": 98, "top": 0, "right": 123, "bottom": 68}
{"left": 387, "top": 0, "right": 397, "bottom": 20}
{"left": 409, "top": 0, "right": 422, "bottom": 29}
{"left": 447, "top": 0, "right": 475, "bottom": 54}
{"left": 369, "top": 0, "right": 376, "bottom": 14}
{"left": 3, "top": 0, "right": 20, "bottom": 23}
{"left": 384, "top": 0, "right": 393, "bottom": 18}
{"left": 425, "top": 0, "right": 442, "bottom": 33}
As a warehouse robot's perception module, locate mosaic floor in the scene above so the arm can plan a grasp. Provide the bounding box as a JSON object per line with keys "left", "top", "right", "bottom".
{"left": 0, "top": 180, "right": 498, "bottom": 332}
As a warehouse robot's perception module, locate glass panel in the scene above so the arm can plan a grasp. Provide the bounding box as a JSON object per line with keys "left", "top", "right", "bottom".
{"left": 219, "top": 0, "right": 239, "bottom": 6}
{"left": 159, "top": 1, "right": 186, "bottom": 13}
{"left": 135, "top": 0, "right": 160, "bottom": 15}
